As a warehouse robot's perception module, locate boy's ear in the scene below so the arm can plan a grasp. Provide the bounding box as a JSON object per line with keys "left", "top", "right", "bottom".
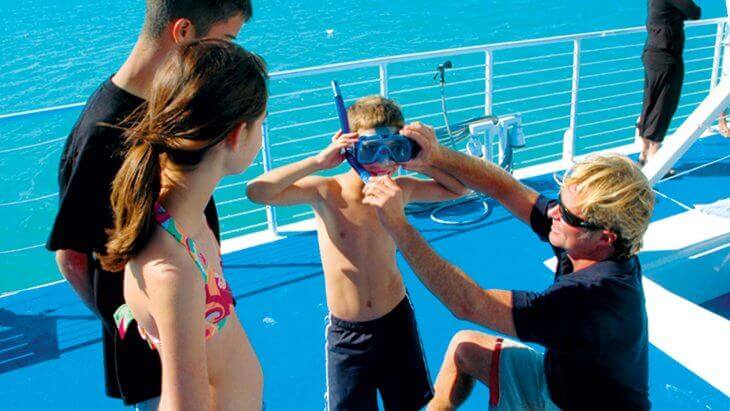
{"left": 171, "top": 18, "right": 198, "bottom": 45}
{"left": 225, "top": 123, "right": 248, "bottom": 151}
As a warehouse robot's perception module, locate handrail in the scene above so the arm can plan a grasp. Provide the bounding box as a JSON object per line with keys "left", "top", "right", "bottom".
{"left": 0, "top": 18, "right": 724, "bottom": 248}
{"left": 269, "top": 18, "right": 725, "bottom": 80}
{"left": 0, "top": 102, "right": 85, "bottom": 120}
{"left": 0, "top": 136, "right": 66, "bottom": 154}
{"left": 583, "top": 136, "right": 635, "bottom": 151}
{"left": 1, "top": 18, "right": 724, "bottom": 120}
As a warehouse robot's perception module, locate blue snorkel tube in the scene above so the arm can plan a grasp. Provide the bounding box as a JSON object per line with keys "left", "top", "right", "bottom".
{"left": 331, "top": 81, "right": 370, "bottom": 182}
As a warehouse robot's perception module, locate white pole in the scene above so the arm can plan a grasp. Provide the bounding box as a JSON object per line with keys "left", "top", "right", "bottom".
{"left": 484, "top": 50, "right": 494, "bottom": 116}
{"left": 261, "top": 117, "right": 279, "bottom": 235}
{"left": 379, "top": 64, "right": 389, "bottom": 97}
{"left": 710, "top": 23, "right": 723, "bottom": 89}
{"left": 563, "top": 39, "right": 581, "bottom": 163}
{"left": 719, "top": 7, "right": 730, "bottom": 134}
{"left": 724, "top": 1, "right": 730, "bottom": 80}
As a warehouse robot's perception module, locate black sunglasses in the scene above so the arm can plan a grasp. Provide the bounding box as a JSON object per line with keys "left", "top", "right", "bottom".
{"left": 558, "top": 194, "right": 605, "bottom": 231}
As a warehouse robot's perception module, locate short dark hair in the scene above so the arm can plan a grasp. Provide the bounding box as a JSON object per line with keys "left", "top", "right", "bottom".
{"left": 144, "top": 0, "right": 253, "bottom": 38}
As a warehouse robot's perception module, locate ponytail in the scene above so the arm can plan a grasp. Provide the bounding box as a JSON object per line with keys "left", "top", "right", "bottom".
{"left": 100, "top": 138, "right": 161, "bottom": 272}
{"left": 100, "top": 39, "right": 268, "bottom": 272}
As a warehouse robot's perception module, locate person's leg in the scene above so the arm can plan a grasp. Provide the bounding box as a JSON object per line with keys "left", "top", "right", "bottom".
{"left": 428, "top": 330, "right": 499, "bottom": 410}
{"left": 638, "top": 51, "right": 677, "bottom": 166}
{"left": 430, "top": 332, "right": 549, "bottom": 411}
{"left": 646, "top": 57, "right": 683, "bottom": 166}
{"left": 647, "top": 139, "right": 661, "bottom": 161}
{"left": 637, "top": 137, "right": 661, "bottom": 165}
{"left": 637, "top": 51, "right": 653, "bottom": 167}
{"left": 638, "top": 137, "right": 651, "bottom": 167}
{"left": 325, "top": 316, "right": 378, "bottom": 411}
{"left": 720, "top": 111, "right": 730, "bottom": 137}
{"left": 377, "top": 297, "right": 434, "bottom": 411}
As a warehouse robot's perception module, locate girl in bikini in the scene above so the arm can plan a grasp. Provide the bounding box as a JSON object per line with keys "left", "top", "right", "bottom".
{"left": 99, "top": 39, "right": 267, "bottom": 410}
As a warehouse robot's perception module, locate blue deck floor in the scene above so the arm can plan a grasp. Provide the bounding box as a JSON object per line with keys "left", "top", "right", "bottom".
{"left": 1, "top": 136, "right": 729, "bottom": 410}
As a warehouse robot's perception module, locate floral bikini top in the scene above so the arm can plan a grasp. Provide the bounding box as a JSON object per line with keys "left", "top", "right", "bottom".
{"left": 114, "top": 202, "right": 235, "bottom": 350}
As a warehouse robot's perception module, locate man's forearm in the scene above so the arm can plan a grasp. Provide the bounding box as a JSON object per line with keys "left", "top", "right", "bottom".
{"left": 393, "top": 222, "right": 480, "bottom": 316}
{"left": 362, "top": 170, "right": 517, "bottom": 334}
{"left": 432, "top": 147, "right": 513, "bottom": 197}
{"left": 431, "top": 147, "right": 539, "bottom": 223}
{"left": 56, "top": 250, "right": 97, "bottom": 315}
{"left": 419, "top": 165, "right": 470, "bottom": 196}
{"left": 391, "top": 221, "right": 515, "bottom": 335}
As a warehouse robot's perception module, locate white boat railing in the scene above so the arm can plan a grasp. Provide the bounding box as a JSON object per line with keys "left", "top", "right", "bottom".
{"left": 252, "top": 17, "right": 727, "bottom": 235}
{"left": 0, "top": 17, "right": 726, "bottom": 252}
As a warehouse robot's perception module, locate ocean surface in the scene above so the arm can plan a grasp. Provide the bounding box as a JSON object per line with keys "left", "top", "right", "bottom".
{"left": 0, "top": 0, "right": 725, "bottom": 293}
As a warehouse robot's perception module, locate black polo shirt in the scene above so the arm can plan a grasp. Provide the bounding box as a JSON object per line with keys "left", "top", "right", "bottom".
{"left": 47, "top": 77, "right": 220, "bottom": 405}
{"left": 512, "top": 195, "right": 650, "bottom": 410}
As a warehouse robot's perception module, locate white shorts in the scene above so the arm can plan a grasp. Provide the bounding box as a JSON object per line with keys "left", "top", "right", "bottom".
{"left": 489, "top": 338, "right": 561, "bottom": 411}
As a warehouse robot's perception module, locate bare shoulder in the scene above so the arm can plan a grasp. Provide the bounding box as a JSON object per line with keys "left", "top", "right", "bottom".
{"left": 308, "top": 175, "right": 338, "bottom": 190}
{"left": 300, "top": 175, "right": 335, "bottom": 201}
{"left": 318, "top": 175, "right": 350, "bottom": 200}
{"left": 131, "top": 227, "right": 203, "bottom": 304}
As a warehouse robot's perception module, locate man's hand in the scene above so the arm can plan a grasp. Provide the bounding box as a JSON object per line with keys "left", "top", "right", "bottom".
{"left": 363, "top": 176, "right": 517, "bottom": 336}
{"left": 362, "top": 175, "right": 408, "bottom": 231}
{"left": 400, "top": 121, "right": 443, "bottom": 171}
{"left": 314, "top": 130, "right": 359, "bottom": 170}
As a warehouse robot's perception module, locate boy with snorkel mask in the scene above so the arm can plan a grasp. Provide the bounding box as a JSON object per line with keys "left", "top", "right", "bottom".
{"left": 247, "top": 95, "right": 469, "bottom": 410}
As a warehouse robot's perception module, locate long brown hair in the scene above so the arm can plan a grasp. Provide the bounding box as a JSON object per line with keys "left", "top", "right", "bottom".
{"left": 100, "top": 39, "right": 267, "bottom": 272}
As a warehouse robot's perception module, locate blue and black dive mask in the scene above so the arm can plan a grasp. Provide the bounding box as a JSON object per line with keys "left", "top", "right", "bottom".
{"left": 332, "top": 80, "right": 421, "bottom": 181}
{"left": 354, "top": 127, "right": 421, "bottom": 165}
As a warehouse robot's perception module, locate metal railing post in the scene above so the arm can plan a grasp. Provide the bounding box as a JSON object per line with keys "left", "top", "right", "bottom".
{"left": 710, "top": 22, "right": 725, "bottom": 89}
{"left": 563, "top": 39, "right": 581, "bottom": 162}
{"left": 379, "top": 63, "right": 389, "bottom": 97}
{"left": 260, "top": 116, "right": 279, "bottom": 235}
{"left": 718, "top": 19, "right": 730, "bottom": 82}
{"left": 484, "top": 50, "right": 494, "bottom": 116}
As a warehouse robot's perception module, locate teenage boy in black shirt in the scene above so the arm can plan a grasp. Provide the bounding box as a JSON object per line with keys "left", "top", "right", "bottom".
{"left": 47, "top": 1, "right": 253, "bottom": 407}
{"left": 363, "top": 123, "right": 656, "bottom": 410}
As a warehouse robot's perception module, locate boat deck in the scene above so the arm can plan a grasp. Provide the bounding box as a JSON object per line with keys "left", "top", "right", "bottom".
{"left": 1, "top": 135, "right": 728, "bottom": 410}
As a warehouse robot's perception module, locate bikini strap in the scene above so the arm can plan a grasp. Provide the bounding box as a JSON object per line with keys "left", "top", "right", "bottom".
{"left": 153, "top": 202, "right": 209, "bottom": 282}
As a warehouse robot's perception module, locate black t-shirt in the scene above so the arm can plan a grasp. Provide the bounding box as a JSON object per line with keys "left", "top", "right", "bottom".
{"left": 46, "top": 77, "right": 220, "bottom": 404}
{"left": 512, "top": 195, "right": 650, "bottom": 411}
{"left": 645, "top": 0, "right": 701, "bottom": 55}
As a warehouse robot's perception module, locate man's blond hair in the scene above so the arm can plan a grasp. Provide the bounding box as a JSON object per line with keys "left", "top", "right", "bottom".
{"left": 347, "top": 95, "right": 405, "bottom": 132}
{"left": 561, "top": 154, "right": 655, "bottom": 257}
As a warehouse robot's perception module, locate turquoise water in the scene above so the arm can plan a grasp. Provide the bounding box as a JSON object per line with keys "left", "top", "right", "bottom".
{"left": 0, "top": 0, "right": 725, "bottom": 293}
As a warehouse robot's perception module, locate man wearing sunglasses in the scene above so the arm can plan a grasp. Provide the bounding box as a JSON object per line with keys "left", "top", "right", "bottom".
{"left": 363, "top": 122, "right": 655, "bottom": 410}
